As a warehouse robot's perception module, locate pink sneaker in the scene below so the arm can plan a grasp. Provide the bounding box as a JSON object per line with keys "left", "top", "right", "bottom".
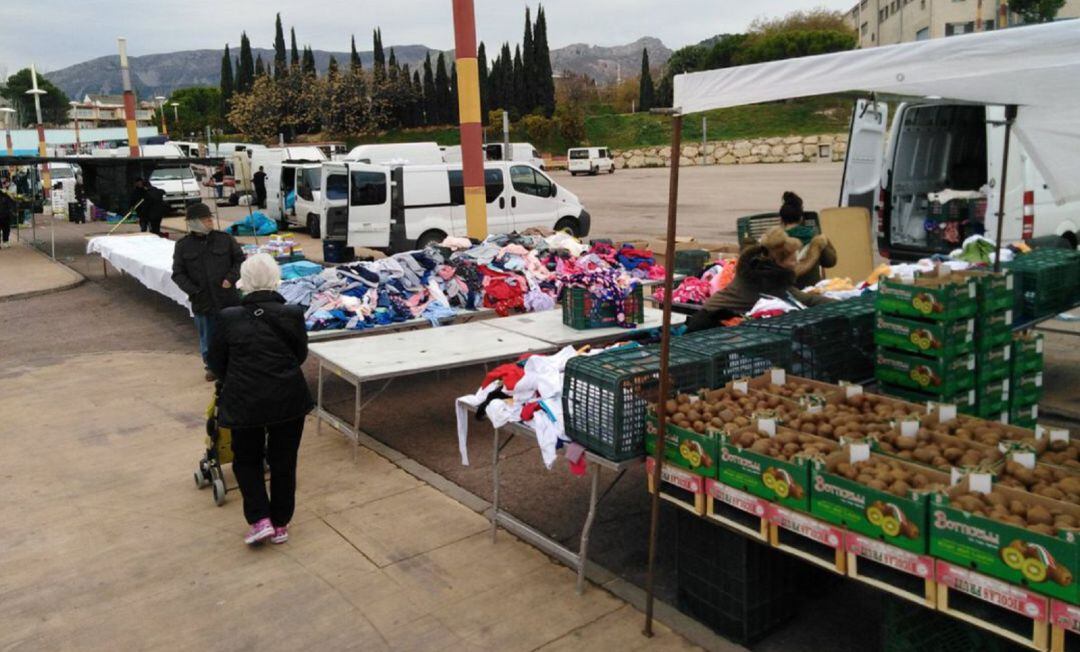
{"left": 270, "top": 526, "right": 289, "bottom": 544}
{"left": 244, "top": 518, "right": 274, "bottom": 545}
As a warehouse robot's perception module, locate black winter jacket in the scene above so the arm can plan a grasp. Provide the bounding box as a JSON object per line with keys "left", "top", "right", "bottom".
{"left": 207, "top": 291, "right": 314, "bottom": 428}
{"left": 171, "top": 230, "right": 244, "bottom": 315}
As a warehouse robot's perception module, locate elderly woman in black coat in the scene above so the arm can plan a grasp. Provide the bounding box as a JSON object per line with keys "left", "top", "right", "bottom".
{"left": 208, "top": 253, "right": 313, "bottom": 545}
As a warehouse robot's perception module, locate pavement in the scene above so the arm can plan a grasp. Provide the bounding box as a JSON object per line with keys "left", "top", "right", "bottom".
{"left": 0, "top": 240, "right": 84, "bottom": 300}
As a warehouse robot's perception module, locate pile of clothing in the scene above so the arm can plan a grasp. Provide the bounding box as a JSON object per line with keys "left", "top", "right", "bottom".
{"left": 653, "top": 258, "right": 736, "bottom": 304}
{"left": 278, "top": 233, "right": 666, "bottom": 331}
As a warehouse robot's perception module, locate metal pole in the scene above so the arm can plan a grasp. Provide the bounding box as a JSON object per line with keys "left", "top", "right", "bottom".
{"left": 993, "top": 105, "right": 1017, "bottom": 273}
{"left": 502, "top": 110, "right": 510, "bottom": 162}
{"left": 702, "top": 116, "right": 707, "bottom": 164}
{"left": 156, "top": 96, "right": 168, "bottom": 137}
{"left": 118, "top": 38, "right": 141, "bottom": 156}
{"left": 27, "top": 64, "right": 50, "bottom": 197}
{"left": 452, "top": 0, "right": 488, "bottom": 239}
{"left": 643, "top": 112, "right": 682, "bottom": 637}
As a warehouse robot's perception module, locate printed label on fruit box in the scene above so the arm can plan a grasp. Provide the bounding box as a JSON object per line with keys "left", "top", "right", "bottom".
{"left": 771, "top": 505, "right": 844, "bottom": 548}
{"left": 646, "top": 457, "right": 703, "bottom": 493}
{"left": 847, "top": 533, "right": 933, "bottom": 578}
{"left": 706, "top": 479, "right": 770, "bottom": 518}
{"left": 936, "top": 560, "right": 1048, "bottom": 621}
{"left": 1051, "top": 601, "right": 1080, "bottom": 634}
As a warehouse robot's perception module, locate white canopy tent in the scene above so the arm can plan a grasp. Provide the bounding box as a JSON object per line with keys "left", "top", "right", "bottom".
{"left": 674, "top": 20, "right": 1080, "bottom": 204}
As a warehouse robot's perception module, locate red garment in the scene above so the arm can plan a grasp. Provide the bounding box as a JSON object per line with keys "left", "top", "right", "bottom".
{"left": 520, "top": 402, "right": 542, "bottom": 421}
{"left": 481, "top": 354, "right": 537, "bottom": 390}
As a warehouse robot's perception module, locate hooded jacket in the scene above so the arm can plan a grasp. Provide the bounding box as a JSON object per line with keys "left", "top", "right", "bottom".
{"left": 207, "top": 290, "right": 314, "bottom": 428}
{"left": 686, "top": 244, "right": 832, "bottom": 332}
{"left": 171, "top": 230, "right": 245, "bottom": 315}
{"left": 793, "top": 234, "right": 837, "bottom": 288}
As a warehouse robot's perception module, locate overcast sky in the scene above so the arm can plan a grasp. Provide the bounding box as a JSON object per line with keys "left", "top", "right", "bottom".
{"left": 1, "top": 0, "right": 855, "bottom": 73}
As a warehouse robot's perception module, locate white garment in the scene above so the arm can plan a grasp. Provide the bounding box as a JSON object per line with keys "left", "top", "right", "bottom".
{"left": 530, "top": 401, "right": 567, "bottom": 470}
{"left": 454, "top": 382, "right": 500, "bottom": 466}
{"left": 511, "top": 345, "right": 577, "bottom": 405}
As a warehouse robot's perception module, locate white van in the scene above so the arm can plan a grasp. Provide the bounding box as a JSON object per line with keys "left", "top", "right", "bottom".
{"left": 842, "top": 99, "right": 1080, "bottom": 260}
{"left": 170, "top": 141, "right": 203, "bottom": 157}
{"left": 127, "top": 143, "right": 202, "bottom": 212}
{"left": 249, "top": 147, "right": 328, "bottom": 231}
{"left": 345, "top": 142, "right": 444, "bottom": 165}
{"left": 320, "top": 161, "right": 590, "bottom": 251}
{"left": 481, "top": 142, "right": 546, "bottom": 170}
{"left": 567, "top": 147, "right": 614, "bottom": 176}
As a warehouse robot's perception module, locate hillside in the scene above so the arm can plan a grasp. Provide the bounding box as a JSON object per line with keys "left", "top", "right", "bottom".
{"left": 44, "top": 38, "right": 673, "bottom": 100}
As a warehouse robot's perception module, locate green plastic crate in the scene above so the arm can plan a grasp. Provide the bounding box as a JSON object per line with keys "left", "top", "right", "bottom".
{"left": 562, "top": 285, "right": 644, "bottom": 330}
{"left": 738, "top": 309, "right": 850, "bottom": 382}
{"left": 562, "top": 344, "right": 710, "bottom": 461}
{"left": 1005, "top": 249, "right": 1080, "bottom": 320}
{"left": 806, "top": 294, "right": 877, "bottom": 380}
{"left": 671, "top": 328, "right": 791, "bottom": 388}
{"left": 673, "top": 249, "right": 711, "bottom": 277}
{"left": 881, "top": 597, "right": 1007, "bottom": 652}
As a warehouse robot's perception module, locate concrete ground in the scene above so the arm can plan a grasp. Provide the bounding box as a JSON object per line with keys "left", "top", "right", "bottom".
{"left": 0, "top": 240, "right": 83, "bottom": 300}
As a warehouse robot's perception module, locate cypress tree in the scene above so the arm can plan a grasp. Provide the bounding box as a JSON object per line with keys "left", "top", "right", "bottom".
{"left": 219, "top": 45, "right": 234, "bottom": 116}
{"left": 422, "top": 54, "right": 436, "bottom": 126}
{"left": 350, "top": 35, "right": 362, "bottom": 70}
{"left": 412, "top": 70, "right": 424, "bottom": 127}
{"left": 254, "top": 54, "right": 266, "bottom": 78}
{"left": 273, "top": 14, "right": 286, "bottom": 80}
{"left": 327, "top": 55, "right": 339, "bottom": 80}
{"left": 373, "top": 29, "right": 386, "bottom": 83}
{"left": 499, "top": 42, "right": 513, "bottom": 112}
{"left": 237, "top": 32, "right": 254, "bottom": 92}
{"left": 638, "top": 48, "right": 654, "bottom": 112}
{"left": 302, "top": 46, "right": 316, "bottom": 76}
{"left": 290, "top": 28, "right": 300, "bottom": 68}
{"left": 477, "top": 41, "right": 489, "bottom": 125}
{"left": 512, "top": 45, "right": 524, "bottom": 118}
{"left": 434, "top": 52, "right": 450, "bottom": 124}
{"left": 450, "top": 61, "right": 459, "bottom": 123}
{"left": 522, "top": 7, "right": 534, "bottom": 113}
{"left": 387, "top": 48, "right": 398, "bottom": 81}
{"left": 533, "top": 6, "right": 555, "bottom": 116}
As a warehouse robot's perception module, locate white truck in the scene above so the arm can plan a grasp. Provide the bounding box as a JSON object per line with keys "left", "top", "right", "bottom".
{"left": 250, "top": 146, "right": 328, "bottom": 233}
{"left": 344, "top": 142, "right": 444, "bottom": 165}
{"left": 567, "top": 147, "right": 614, "bottom": 176}
{"left": 319, "top": 160, "right": 590, "bottom": 251}
{"left": 842, "top": 99, "right": 1080, "bottom": 260}
{"left": 444, "top": 142, "right": 546, "bottom": 170}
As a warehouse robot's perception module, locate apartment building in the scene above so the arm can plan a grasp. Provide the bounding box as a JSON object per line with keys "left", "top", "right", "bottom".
{"left": 68, "top": 94, "right": 154, "bottom": 129}
{"left": 847, "top": 0, "right": 1080, "bottom": 47}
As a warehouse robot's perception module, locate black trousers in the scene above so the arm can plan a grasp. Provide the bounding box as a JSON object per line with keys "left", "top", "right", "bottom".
{"left": 139, "top": 215, "right": 163, "bottom": 235}
{"left": 256, "top": 187, "right": 266, "bottom": 208}
{"left": 231, "top": 416, "right": 305, "bottom": 526}
{"left": 0, "top": 214, "right": 9, "bottom": 243}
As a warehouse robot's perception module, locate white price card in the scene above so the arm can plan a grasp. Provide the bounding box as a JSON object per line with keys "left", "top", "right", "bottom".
{"left": 733, "top": 379, "right": 748, "bottom": 395}
{"left": 900, "top": 419, "right": 920, "bottom": 438}
{"left": 757, "top": 417, "right": 777, "bottom": 437}
{"left": 937, "top": 403, "right": 957, "bottom": 423}
{"left": 1050, "top": 429, "right": 1070, "bottom": 444}
{"left": 770, "top": 368, "right": 786, "bottom": 386}
{"left": 842, "top": 382, "right": 863, "bottom": 398}
{"left": 969, "top": 473, "right": 993, "bottom": 494}
{"left": 1037, "top": 338, "right": 1044, "bottom": 354}
{"left": 1036, "top": 425, "right": 1046, "bottom": 439}
{"left": 1011, "top": 451, "right": 1036, "bottom": 469}
{"left": 849, "top": 442, "right": 871, "bottom": 464}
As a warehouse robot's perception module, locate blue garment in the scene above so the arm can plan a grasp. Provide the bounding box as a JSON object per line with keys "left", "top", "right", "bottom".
{"left": 227, "top": 211, "right": 278, "bottom": 236}
{"left": 284, "top": 191, "right": 296, "bottom": 211}
{"left": 194, "top": 313, "right": 216, "bottom": 365}
{"left": 422, "top": 301, "right": 457, "bottom": 327}
{"left": 280, "top": 260, "right": 322, "bottom": 280}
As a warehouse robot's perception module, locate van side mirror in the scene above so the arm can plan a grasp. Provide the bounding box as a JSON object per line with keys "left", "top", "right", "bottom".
{"left": 550, "top": 184, "right": 557, "bottom": 198}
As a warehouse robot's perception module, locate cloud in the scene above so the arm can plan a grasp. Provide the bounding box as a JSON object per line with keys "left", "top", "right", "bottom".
{"left": 0, "top": 0, "right": 855, "bottom": 72}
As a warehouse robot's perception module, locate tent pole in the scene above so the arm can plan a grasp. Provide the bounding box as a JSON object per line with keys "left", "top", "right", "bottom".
{"left": 643, "top": 112, "right": 683, "bottom": 638}
{"left": 993, "top": 105, "right": 1017, "bottom": 273}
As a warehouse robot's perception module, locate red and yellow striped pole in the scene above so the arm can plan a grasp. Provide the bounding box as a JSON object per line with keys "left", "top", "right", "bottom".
{"left": 452, "top": 0, "right": 487, "bottom": 238}
{"left": 118, "top": 38, "right": 141, "bottom": 157}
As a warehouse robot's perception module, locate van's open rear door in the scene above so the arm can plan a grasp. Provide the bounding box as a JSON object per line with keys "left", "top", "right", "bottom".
{"left": 345, "top": 163, "right": 392, "bottom": 249}
{"left": 840, "top": 100, "right": 888, "bottom": 212}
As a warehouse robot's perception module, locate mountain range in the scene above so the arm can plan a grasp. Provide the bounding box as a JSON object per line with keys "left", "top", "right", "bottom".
{"left": 44, "top": 37, "right": 673, "bottom": 100}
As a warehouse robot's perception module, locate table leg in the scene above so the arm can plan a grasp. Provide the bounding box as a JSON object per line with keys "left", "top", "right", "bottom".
{"left": 353, "top": 381, "right": 361, "bottom": 461}
{"left": 316, "top": 360, "right": 324, "bottom": 436}
{"left": 576, "top": 463, "right": 601, "bottom": 595}
{"left": 491, "top": 427, "right": 500, "bottom": 543}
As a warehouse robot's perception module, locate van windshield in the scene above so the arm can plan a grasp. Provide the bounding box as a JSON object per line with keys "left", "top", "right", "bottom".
{"left": 569, "top": 150, "right": 589, "bottom": 159}
{"left": 150, "top": 166, "right": 194, "bottom": 181}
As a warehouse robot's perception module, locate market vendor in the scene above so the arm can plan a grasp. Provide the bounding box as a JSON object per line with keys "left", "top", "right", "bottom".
{"left": 779, "top": 191, "right": 836, "bottom": 287}
{"left": 172, "top": 202, "right": 245, "bottom": 380}
{"left": 686, "top": 226, "right": 834, "bottom": 332}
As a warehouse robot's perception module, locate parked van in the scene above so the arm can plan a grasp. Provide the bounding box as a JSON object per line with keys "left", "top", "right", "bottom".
{"left": 319, "top": 161, "right": 590, "bottom": 251}
{"left": 842, "top": 99, "right": 1080, "bottom": 261}
{"left": 122, "top": 143, "right": 202, "bottom": 212}
{"left": 250, "top": 146, "right": 328, "bottom": 231}
{"left": 481, "top": 142, "right": 546, "bottom": 170}
{"left": 567, "top": 147, "right": 614, "bottom": 176}
{"left": 170, "top": 141, "right": 203, "bottom": 157}
{"left": 344, "top": 142, "right": 444, "bottom": 165}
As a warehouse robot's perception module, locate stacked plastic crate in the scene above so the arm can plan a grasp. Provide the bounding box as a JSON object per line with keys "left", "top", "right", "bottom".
{"left": 1005, "top": 248, "right": 1080, "bottom": 323}
{"left": 1009, "top": 332, "right": 1044, "bottom": 428}
{"left": 874, "top": 274, "right": 979, "bottom": 411}
{"left": 954, "top": 269, "right": 1016, "bottom": 421}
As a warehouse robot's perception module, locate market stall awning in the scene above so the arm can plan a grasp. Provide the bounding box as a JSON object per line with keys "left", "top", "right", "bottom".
{"left": 673, "top": 21, "right": 1080, "bottom": 204}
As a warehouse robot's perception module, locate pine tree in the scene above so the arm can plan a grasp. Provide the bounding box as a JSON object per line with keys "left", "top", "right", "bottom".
{"left": 327, "top": 55, "right": 339, "bottom": 80}
{"left": 512, "top": 45, "right": 524, "bottom": 118}
{"left": 450, "top": 61, "right": 459, "bottom": 124}
{"left": 273, "top": 14, "right": 286, "bottom": 80}
{"left": 533, "top": 5, "right": 555, "bottom": 117}
{"left": 435, "top": 52, "right": 451, "bottom": 124}
{"left": 237, "top": 32, "right": 255, "bottom": 92}
{"left": 219, "top": 45, "right": 234, "bottom": 117}
{"left": 422, "top": 54, "right": 437, "bottom": 126}
{"left": 302, "top": 46, "right": 316, "bottom": 76}
{"left": 255, "top": 54, "right": 266, "bottom": 78}
{"left": 638, "top": 48, "right": 654, "bottom": 112}
{"left": 522, "top": 7, "right": 534, "bottom": 113}
{"left": 350, "top": 35, "right": 362, "bottom": 70}
{"left": 373, "top": 29, "right": 386, "bottom": 83}
{"left": 499, "top": 42, "right": 513, "bottom": 112}
{"left": 477, "top": 41, "right": 489, "bottom": 125}
{"left": 290, "top": 28, "right": 300, "bottom": 68}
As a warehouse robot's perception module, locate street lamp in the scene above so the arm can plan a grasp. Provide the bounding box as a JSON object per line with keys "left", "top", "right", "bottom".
{"left": 0, "top": 107, "right": 15, "bottom": 156}
{"left": 26, "top": 64, "right": 50, "bottom": 198}
{"left": 170, "top": 101, "right": 180, "bottom": 122}
{"left": 155, "top": 95, "right": 168, "bottom": 136}
{"left": 69, "top": 100, "right": 82, "bottom": 154}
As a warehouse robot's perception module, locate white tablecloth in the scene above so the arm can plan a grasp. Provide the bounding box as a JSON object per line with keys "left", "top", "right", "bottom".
{"left": 86, "top": 235, "right": 192, "bottom": 315}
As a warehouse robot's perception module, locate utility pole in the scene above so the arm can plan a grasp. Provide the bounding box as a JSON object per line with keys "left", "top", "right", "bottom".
{"left": 26, "top": 63, "right": 50, "bottom": 196}
{"left": 1, "top": 107, "right": 14, "bottom": 156}
{"left": 702, "top": 116, "right": 707, "bottom": 164}
{"left": 155, "top": 96, "right": 168, "bottom": 137}
{"left": 452, "top": 0, "right": 488, "bottom": 239}
{"left": 118, "top": 38, "right": 140, "bottom": 156}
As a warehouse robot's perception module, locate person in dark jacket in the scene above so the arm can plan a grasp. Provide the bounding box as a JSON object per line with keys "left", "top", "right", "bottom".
{"left": 0, "top": 181, "right": 15, "bottom": 248}
{"left": 131, "top": 178, "right": 167, "bottom": 236}
{"left": 252, "top": 166, "right": 267, "bottom": 209}
{"left": 687, "top": 227, "right": 833, "bottom": 332}
{"left": 208, "top": 253, "right": 313, "bottom": 545}
{"left": 171, "top": 202, "right": 244, "bottom": 380}
{"left": 779, "top": 191, "right": 837, "bottom": 287}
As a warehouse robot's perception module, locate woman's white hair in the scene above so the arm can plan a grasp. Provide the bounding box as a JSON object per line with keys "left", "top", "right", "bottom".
{"left": 238, "top": 253, "right": 281, "bottom": 292}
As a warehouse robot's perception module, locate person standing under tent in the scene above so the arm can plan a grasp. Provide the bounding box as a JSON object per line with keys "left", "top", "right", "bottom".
{"left": 171, "top": 202, "right": 244, "bottom": 381}
{"left": 0, "top": 180, "right": 15, "bottom": 248}
{"left": 131, "top": 178, "right": 167, "bottom": 236}
{"left": 253, "top": 166, "right": 267, "bottom": 209}
{"left": 208, "top": 253, "right": 313, "bottom": 546}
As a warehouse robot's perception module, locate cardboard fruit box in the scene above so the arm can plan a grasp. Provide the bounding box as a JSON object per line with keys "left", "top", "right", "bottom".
{"left": 714, "top": 427, "right": 833, "bottom": 513}
{"left": 930, "top": 483, "right": 1080, "bottom": 603}
{"left": 645, "top": 412, "right": 718, "bottom": 479}
{"left": 878, "top": 382, "right": 978, "bottom": 415}
{"left": 1011, "top": 371, "right": 1043, "bottom": 406}
{"left": 953, "top": 268, "right": 1016, "bottom": 314}
{"left": 1010, "top": 402, "right": 1039, "bottom": 429}
{"left": 876, "top": 275, "right": 978, "bottom": 321}
{"left": 976, "top": 345, "right": 1012, "bottom": 383}
{"left": 874, "top": 313, "right": 975, "bottom": 358}
{"left": 1012, "top": 334, "right": 1045, "bottom": 376}
{"left": 875, "top": 348, "right": 976, "bottom": 395}
{"left": 810, "top": 446, "right": 948, "bottom": 554}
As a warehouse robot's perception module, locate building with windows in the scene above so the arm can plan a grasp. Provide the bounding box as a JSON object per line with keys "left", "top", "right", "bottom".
{"left": 68, "top": 94, "right": 154, "bottom": 129}
{"left": 847, "top": 0, "right": 1080, "bottom": 47}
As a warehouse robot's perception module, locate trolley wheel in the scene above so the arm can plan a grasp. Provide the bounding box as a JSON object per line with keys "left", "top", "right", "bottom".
{"left": 212, "top": 479, "right": 227, "bottom": 506}
{"left": 194, "top": 469, "right": 209, "bottom": 489}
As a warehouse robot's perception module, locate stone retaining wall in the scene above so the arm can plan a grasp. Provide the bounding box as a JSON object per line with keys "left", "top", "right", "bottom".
{"left": 611, "top": 133, "right": 847, "bottom": 169}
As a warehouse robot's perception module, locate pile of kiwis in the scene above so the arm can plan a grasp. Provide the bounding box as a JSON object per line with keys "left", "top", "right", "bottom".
{"left": 761, "top": 381, "right": 823, "bottom": 400}
{"left": 997, "top": 460, "right": 1080, "bottom": 503}
{"left": 825, "top": 454, "right": 943, "bottom": 499}
{"left": 875, "top": 428, "right": 1003, "bottom": 471}
{"left": 1022, "top": 437, "right": 1079, "bottom": 470}
{"left": 948, "top": 489, "right": 1077, "bottom": 537}
{"left": 656, "top": 389, "right": 798, "bottom": 435}
{"left": 728, "top": 428, "right": 837, "bottom": 462}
